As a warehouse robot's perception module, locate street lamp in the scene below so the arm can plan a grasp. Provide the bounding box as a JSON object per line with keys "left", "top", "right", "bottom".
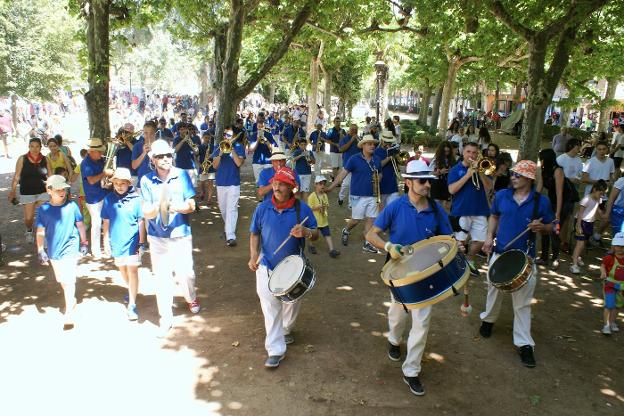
{"left": 374, "top": 60, "right": 387, "bottom": 125}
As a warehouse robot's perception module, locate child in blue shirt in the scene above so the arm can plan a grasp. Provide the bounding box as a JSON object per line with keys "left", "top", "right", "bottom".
{"left": 35, "top": 175, "right": 88, "bottom": 330}
{"left": 101, "top": 168, "right": 145, "bottom": 321}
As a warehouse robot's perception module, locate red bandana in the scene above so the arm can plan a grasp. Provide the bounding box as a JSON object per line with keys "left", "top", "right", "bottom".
{"left": 27, "top": 151, "right": 43, "bottom": 164}
{"left": 271, "top": 194, "right": 296, "bottom": 210}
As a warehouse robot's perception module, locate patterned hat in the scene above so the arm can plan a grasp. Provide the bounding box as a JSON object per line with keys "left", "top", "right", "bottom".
{"left": 511, "top": 160, "right": 536, "bottom": 180}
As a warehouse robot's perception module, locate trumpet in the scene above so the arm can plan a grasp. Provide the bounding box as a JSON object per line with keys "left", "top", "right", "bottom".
{"left": 471, "top": 156, "right": 496, "bottom": 190}
{"left": 220, "top": 131, "right": 247, "bottom": 154}
{"left": 183, "top": 131, "right": 199, "bottom": 155}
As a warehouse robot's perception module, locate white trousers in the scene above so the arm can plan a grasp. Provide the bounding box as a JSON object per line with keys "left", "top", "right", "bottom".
{"left": 479, "top": 253, "right": 537, "bottom": 347}
{"left": 217, "top": 185, "right": 240, "bottom": 240}
{"left": 256, "top": 265, "right": 301, "bottom": 356}
{"left": 148, "top": 235, "right": 197, "bottom": 324}
{"left": 86, "top": 200, "right": 103, "bottom": 257}
{"left": 388, "top": 301, "right": 432, "bottom": 377}
{"left": 338, "top": 172, "right": 351, "bottom": 201}
{"left": 252, "top": 163, "right": 270, "bottom": 182}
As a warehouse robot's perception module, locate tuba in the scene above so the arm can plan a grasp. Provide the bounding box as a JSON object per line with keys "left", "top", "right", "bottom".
{"left": 100, "top": 139, "right": 119, "bottom": 189}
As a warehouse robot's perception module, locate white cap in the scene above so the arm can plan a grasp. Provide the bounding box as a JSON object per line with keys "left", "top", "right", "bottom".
{"left": 314, "top": 175, "right": 327, "bottom": 183}
{"left": 111, "top": 167, "right": 132, "bottom": 182}
{"left": 403, "top": 159, "right": 436, "bottom": 179}
{"left": 149, "top": 139, "right": 174, "bottom": 158}
{"left": 46, "top": 175, "right": 71, "bottom": 190}
{"left": 613, "top": 232, "right": 624, "bottom": 246}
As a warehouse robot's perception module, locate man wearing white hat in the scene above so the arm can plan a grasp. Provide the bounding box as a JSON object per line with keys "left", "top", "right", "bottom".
{"left": 366, "top": 159, "right": 453, "bottom": 396}
{"left": 326, "top": 134, "right": 382, "bottom": 253}
{"left": 81, "top": 138, "right": 112, "bottom": 258}
{"left": 257, "top": 150, "right": 301, "bottom": 202}
{"left": 375, "top": 130, "right": 401, "bottom": 207}
{"left": 140, "top": 139, "right": 200, "bottom": 336}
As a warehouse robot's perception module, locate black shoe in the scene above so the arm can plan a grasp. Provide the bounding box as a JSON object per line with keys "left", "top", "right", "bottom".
{"left": 479, "top": 321, "right": 493, "bottom": 338}
{"left": 226, "top": 239, "right": 237, "bottom": 247}
{"left": 519, "top": 345, "right": 536, "bottom": 368}
{"left": 388, "top": 342, "right": 401, "bottom": 361}
{"left": 338, "top": 198, "right": 344, "bottom": 206}
{"left": 403, "top": 376, "right": 425, "bottom": 396}
{"left": 309, "top": 245, "right": 318, "bottom": 255}
{"left": 341, "top": 228, "right": 349, "bottom": 246}
{"left": 329, "top": 249, "right": 340, "bottom": 258}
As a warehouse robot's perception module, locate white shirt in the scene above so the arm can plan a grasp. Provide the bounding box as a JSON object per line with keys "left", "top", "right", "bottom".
{"left": 556, "top": 153, "right": 583, "bottom": 180}
{"left": 394, "top": 124, "right": 401, "bottom": 141}
{"left": 612, "top": 132, "right": 624, "bottom": 158}
{"left": 613, "top": 177, "right": 624, "bottom": 207}
{"left": 582, "top": 156, "right": 614, "bottom": 195}
{"left": 579, "top": 194, "right": 600, "bottom": 222}
{"left": 450, "top": 134, "right": 463, "bottom": 152}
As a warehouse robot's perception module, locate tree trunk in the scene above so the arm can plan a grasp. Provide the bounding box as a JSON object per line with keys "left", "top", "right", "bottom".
{"left": 493, "top": 81, "right": 500, "bottom": 113}
{"left": 11, "top": 94, "right": 18, "bottom": 137}
{"left": 84, "top": 0, "right": 111, "bottom": 141}
{"left": 512, "top": 83, "right": 522, "bottom": 110}
{"left": 430, "top": 86, "right": 443, "bottom": 130}
{"left": 268, "top": 83, "right": 276, "bottom": 104}
{"left": 307, "top": 55, "right": 320, "bottom": 134}
{"left": 199, "top": 60, "right": 210, "bottom": 109}
{"left": 438, "top": 58, "right": 460, "bottom": 136}
{"left": 323, "top": 71, "right": 332, "bottom": 119}
{"left": 598, "top": 76, "right": 618, "bottom": 133}
{"left": 380, "top": 67, "right": 389, "bottom": 122}
{"left": 418, "top": 83, "right": 432, "bottom": 127}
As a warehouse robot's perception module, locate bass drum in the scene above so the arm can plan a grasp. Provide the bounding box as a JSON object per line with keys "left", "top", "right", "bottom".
{"left": 487, "top": 250, "right": 534, "bottom": 292}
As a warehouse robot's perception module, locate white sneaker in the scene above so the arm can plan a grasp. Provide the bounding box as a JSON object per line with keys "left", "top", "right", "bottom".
{"left": 24, "top": 230, "right": 34, "bottom": 244}
{"left": 610, "top": 323, "right": 620, "bottom": 332}
{"left": 570, "top": 264, "right": 581, "bottom": 274}
{"left": 602, "top": 324, "right": 612, "bottom": 335}
{"left": 577, "top": 258, "right": 585, "bottom": 267}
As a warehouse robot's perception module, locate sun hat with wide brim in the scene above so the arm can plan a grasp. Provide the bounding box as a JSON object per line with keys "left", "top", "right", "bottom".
{"left": 357, "top": 134, "right": 379, "bottom": 148}
{"left": 380, "top": 130, "right": 396, "bottom": 143}
{"left": 88, "top": 138, "right": 106, "bottom": 152}
{"left": 269, "top": 151, "right": 288, "bottom": 161}
{"left": 510, "top": 160, "right": 537, "bottom": 180}
{"left": 402, "top": 159, "right": 437, "bottom": 179}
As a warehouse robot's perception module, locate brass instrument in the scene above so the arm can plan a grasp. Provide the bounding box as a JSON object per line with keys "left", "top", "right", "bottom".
{"left": 100, "top": 141, "right": 119, "bottom": 189}
{"left": 219, "top": 130, "right": 247, "bottom": 154}
{"left": 315, "top": 130, "right": 323, "bottom": 153}
{"left": 471, "top": 156, "right": 496, "bottom": 190}
{"left": 372, "top": 169, "right": 381, "bottom": 205}
{"left": 305, "top": 150, "right": 315, "bottom": 164}
{"left": 201, "top": 157, "right": 213, "bottom": 175}
{"left": 183, "top": 131, "right": 199, "bottom": 155}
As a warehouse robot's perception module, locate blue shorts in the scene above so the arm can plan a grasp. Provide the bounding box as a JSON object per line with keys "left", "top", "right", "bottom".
{"left": 319, "top": 226, "right": 330, "bottom": 237}
{"left": 574, "top": 220, "right": 594, "bottom": 241}
{"left": 604, "top": 290, "right": 624, "bottom": 309}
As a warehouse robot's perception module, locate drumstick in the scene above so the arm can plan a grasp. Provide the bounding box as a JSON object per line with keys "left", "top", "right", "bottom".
{"left": 502, "top": 217, "right": 543, "bottom": 250}
{"left": 272, "top": 216, "right": 309, "bottom": 255}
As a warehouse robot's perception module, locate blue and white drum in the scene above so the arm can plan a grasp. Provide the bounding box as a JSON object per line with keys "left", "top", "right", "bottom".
{"left": 268, "top": 255, "right": 316, "bottom": 304}
{"left": 380, "top": 236, "right": 469, "bottom": 309}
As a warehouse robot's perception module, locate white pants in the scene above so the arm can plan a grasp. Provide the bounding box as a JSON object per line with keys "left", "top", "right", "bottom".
{"left": 148, "top": 235, "right": 197, "bottom": 324}
{"left": 86, "top": 200, "right": 103, "bottom": 257}
{"left": 479, "top": 253, "right": 537, "bottom": 347}
{"left": 256, "top": 265, "right": 301, "bottom": 356}
{"left": 185, "top": 169, "right": 198, "bottom": 187}
{"left": 252, "top": 163, "right": 270, "bottom": 182}
{"left": 338, "top": 173, "right": 351, "bottom": 202}
{"left": 217, "top": 185, "right": 240, "bottom": 240}
{"left": 388, "top": 301, "right": 432, "bottom": 377}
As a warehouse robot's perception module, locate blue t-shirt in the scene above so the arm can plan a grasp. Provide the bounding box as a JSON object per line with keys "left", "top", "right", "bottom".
{"left": 212, "top": 142, "right": 246, "bottom": 186}
{"left": 257, "top": 168, "right": 301, "bottom": 201}
{"left": 326, "top": 127, "right": 346, "bottom": 153}
{"left": 173, "top": 134, "right": 201, "bottom": 169}
{"left": 131, "top": 137, "right": 153, "bottom": 187}
{"left": 374, "top": 196, "right": 453, "bottom": 245}
{"left": 491, "top": 188, "right": 554, "bottom": 257}
{"left": 250, "top": 131, "right": 277, "bottom": 165}
{"left": 35, "top": 201, "right": 83, "bottom": 260}
{"left": 101, "top": 188, "right": 143, "bottom": 257}
{"left": 249, "top": 200, "right": 318, "bottom": 270}
{"left": 447, "top": 162, "right": 490, "bottom": 217}
{"left": 292, "top": 148, "right": 312, "bottom": 175}
{"left": 339, "top": 134, "right": 359, "bottom": 164}
{"left": 344, "top": 153, "right": 382, "bottom": 197}
{"left": 272, "top": 119, "right": 284, "bottom": 136}
{"left": 81, "top": 156, "right": 110, "bottom": 204}
{"left": 140, "top": 168, "right": 195, "bottom": 238}
{"left": 115, "top": 146, "right": 135, "bottom": 174}
{"left": 374, "top": 147, "right": 399, "bottom": 194}
{"left": 310, "top": 130, "right": 327, "bottom": 149}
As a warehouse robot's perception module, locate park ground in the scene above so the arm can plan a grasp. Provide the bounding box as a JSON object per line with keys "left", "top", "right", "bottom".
{"left": 0, "top": 115, "right": 623, "bottom": 416}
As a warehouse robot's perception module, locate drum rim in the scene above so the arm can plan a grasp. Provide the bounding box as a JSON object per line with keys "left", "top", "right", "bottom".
{"left": 268, "top": 255, "right": 312, "bottom": 296}
{"left": 380, "top": 235, "right": 459, "bottom": 287}
{"left": 487, "top": 249, "right": 531, "bottom": 289}
{"left": 391, "top": 267, "right": 470, "bottom": 309}
{"left": 277, "top": 272, "right": 317, "bottom": 303}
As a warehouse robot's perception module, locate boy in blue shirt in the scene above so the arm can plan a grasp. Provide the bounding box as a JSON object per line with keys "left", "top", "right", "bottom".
{"left": 36, "top": 175, "right": 88, "bottom": 330}
{"left": 102, "top": 168, "right": 145, "bottom": 321}
{"left": 291, "top": 139, "right": 313, "bottom": 200}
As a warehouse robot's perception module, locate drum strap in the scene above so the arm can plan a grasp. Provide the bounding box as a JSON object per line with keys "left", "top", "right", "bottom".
{"left": 526, "top": 191, "right": 541, "bottom": 254}
{"left": 295, "top": 199, "right": 305, "bottom": 254}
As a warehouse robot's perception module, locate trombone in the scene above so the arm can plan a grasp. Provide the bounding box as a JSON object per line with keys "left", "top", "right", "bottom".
{"left": 471, "top": 156, "right": 496, "bottom": 190}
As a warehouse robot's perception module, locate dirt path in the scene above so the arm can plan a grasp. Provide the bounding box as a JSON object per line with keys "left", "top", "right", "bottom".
{"left": 0, "top": 162, "right": 623, "bottom": 416}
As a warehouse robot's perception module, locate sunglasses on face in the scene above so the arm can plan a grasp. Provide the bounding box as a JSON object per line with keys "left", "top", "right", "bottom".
{"left": 411, "top": 178, "right": 431, "bottom": 185}
{"left": 511, "top": 172, "right": 523, "bottom": 179}
{"left": 154, "top": 153, "right": 173, "bottom": 160}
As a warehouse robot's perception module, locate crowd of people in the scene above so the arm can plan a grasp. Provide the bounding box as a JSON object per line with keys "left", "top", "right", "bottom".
{"left": 4, "top": 103, "right": 624, "bottom": 398}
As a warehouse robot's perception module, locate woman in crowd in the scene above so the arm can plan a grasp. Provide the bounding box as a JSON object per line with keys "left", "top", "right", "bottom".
{"left": 429, "top": 141, "right": 456, "bottom": 211}
{"left": 478, "top": 127, "right": 492, "bottom": 152}
{"left": 46, "top": 137, "right": 73, "bottom": 177}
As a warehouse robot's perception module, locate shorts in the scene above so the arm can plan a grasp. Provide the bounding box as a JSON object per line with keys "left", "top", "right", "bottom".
{"left": 318, "top": 226, "right": 331, "bottom": 237}
{"left": 199, "top": 173, "right": 215, "bottom": 181}
{"left": 454, "top": 215, "right": 488, "bottom": 242}
{"left": 350, "top": 195, "right": 378, "bottom": 220}
{"left": 114, "top": 254, "right": 141, "bottom": 267}
{"left": 574, "top": 220, "right": 594, "bottom": 241}
{"left": 185, "top": 169, "right": 198, "bottom": 187}
{"left": 50, "top": 256, "right": 78, "bottom": 284}
{"left": 329, "top": 152, "right": 342, "bottom": 169}
{"left": 299, "top": 175, "right": 311, "bottom": 192}
{"left": 604, "top": 288, "right": 624, "bottom": 309}
{"left": 19, "top": 192, "right": 49, "bottom": 205}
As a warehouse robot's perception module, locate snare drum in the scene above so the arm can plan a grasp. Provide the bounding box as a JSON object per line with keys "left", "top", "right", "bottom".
{"left": 268, "top": 255, "right": 316, "bottom": 303}
{"left": 380, "top": 236, "right": 470, "bottom": 309}
{"left": 487, "top": 250, "right": 534, "bottom": 292}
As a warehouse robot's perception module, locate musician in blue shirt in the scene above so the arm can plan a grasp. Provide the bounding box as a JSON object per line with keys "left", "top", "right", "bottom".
{"left": 375, "top": 130, "right": 401, "bottom": 207}
{"left": 309, "top": 123, "right": 327, "bottom": 176}
{"left": 249, "top": 119, "right": 277, "bottom": 182}
{"left": 197, "top": 131, "right": 216, "bottom": 206}
{"left": 337, "top": 124, "right": 360, "bottom": 206}
{"left": 173, "top": 122, "right": 201, "bottom": 187}
{"left": 326, "top": 117, "right": 347, "bottom": 178}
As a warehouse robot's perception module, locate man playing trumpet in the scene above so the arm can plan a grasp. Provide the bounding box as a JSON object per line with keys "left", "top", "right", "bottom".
{"left": 173, "top": 122, "right": 201, "bottom": 189}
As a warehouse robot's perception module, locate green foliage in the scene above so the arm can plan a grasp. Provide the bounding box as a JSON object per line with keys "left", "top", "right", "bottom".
{"left": 541, "top": 124, "right": 591, "bottom": 142}
{"left": 0, "top": 0, "right": 80, "bottom": 100}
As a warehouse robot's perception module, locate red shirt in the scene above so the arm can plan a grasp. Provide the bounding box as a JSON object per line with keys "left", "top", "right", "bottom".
{"left": 602, "top": 254, "right": 624, "bottom": 292}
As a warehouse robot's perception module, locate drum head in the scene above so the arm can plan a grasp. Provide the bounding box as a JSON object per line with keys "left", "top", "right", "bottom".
{"left": 269, "top": 255, "right": 305, "bottom": 293}
{"left": 489, "top": 251, "right": 527, "bottom": 284}
{"left": 385, "top": 241, "right": 452, "bottom": 281}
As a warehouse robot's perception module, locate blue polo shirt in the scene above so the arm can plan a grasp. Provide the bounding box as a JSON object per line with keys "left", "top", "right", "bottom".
{"left": 140, "top": 168, "right": 195, "bottom": 238}
{"left": 257, "top": 168, "right": 301, "bottom": 201}
{"left": 173, "top": 134, "right": 201, "bottom": 169}
{"left": 310, "top": 130, "right": 327, "bottom": 149}
{"left": 250, "top": 131, "right": 277, "bottom": 165}
{"left": 35, "top": 201, "right": 83, "bottom": 260}
{"left": 326, "top": 127, "right": 346, "bottom": 153}
{"left": 339, "top": 134, "right": 359, "bottom": 164}
{"left": 101, "top": 188, "right": 143, "bottom": 257}
{"left": 250, "top": 200, "right": 318, "bottom": 270}
{"left": 131, "top": 137, "right": 153, "bottom": 187}
{"left": 374, "top": 196, "right": 453, "bottom": 245}
{"left": 292, "top": 148, "right": 312, "bottom": 175}
{"left": 374, "top": 147, "right": 399, "bottom": 194}
{"left": 81, "top": 156, "right": 110, "bottom": 204}
{"left": 447, "top": 162, "right": 490, "bottom": 217}
{"left": 491, "top": 188, "right": 554, "bottom": 257}
{"left": 282, "top": 124, "right": 294, "bottom": 145}
{"left": 212, "top": 142, "right": 246, "bottom": 186}
{"left": 115, "top": 146, "right": 135, "bottom": 174}
{"left": 344, "top": 153, "right": 382, "bottom": 197}
{"left": 271, "top": 119, "right": 283, "bottom": 136}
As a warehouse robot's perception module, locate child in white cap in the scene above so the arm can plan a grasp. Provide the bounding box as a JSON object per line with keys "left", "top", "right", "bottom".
{"left": 307, "top": 175, "right": 340, "bottom": 258}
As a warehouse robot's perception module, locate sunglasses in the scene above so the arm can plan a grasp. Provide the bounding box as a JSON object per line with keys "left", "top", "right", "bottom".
{"left": 154, "top": 153, "right": 173, "bottom": 160}
{"left": 410, "top": 178, "right": 431, "bottom": 185}
{"left": 511, "top": 172, "right": 523, "bottom": 179}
